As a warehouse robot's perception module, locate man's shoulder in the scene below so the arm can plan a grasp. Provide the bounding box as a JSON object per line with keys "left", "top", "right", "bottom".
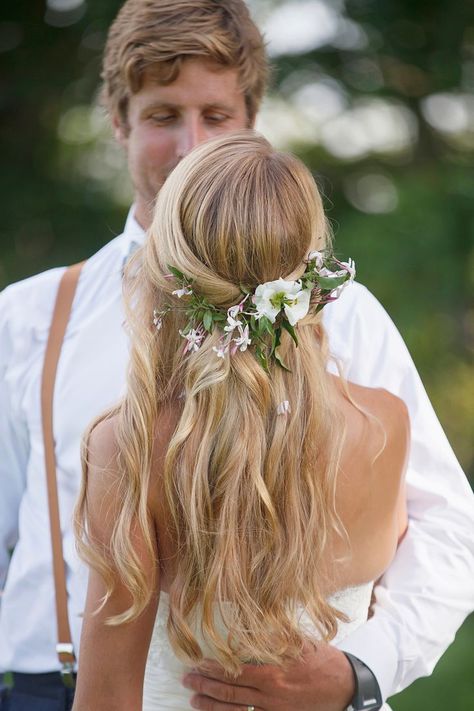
{"left": 0, "top": 231, "right": 132, "bottom": 344}
{"left": 324, "top": 281, "right": 387, "bottom": 325}
{"left": 0, "top": 265, "right": 67, "bottom": 332}
{"left": 74, "top": 230, "right": 138, "bottom": 318}
{"left": 323, "top": 281, "right": 388, "bottom": 352}
{"left": 324, "top": 281, "right": 414, "bottom": 390}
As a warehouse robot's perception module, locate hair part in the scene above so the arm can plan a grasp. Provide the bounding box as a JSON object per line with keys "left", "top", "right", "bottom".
{"left": 101, "top": 0, "right": 269, "bottom": 127}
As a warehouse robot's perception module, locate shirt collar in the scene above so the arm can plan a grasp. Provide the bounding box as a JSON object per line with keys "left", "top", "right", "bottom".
{"left": 123, "top": 205, "right": 146, "bottom": 244}
{"left": 122, "top": 205, "right": 146, "bottom": 271}
{"left": 122, "top": 205, "right": 146, "bottom": 265}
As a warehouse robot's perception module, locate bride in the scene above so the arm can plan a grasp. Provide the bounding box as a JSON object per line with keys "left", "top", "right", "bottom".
{"left": 72, "top": 131, "right": 408, "bottom": 711}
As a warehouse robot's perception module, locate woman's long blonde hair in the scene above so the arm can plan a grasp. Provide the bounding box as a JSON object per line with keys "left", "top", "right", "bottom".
{"left": 76, "top": 131, "right": 349, "bottom": 673}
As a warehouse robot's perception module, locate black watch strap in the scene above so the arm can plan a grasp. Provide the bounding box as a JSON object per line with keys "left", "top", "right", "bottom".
{"left": 343, "top": 652, "right": 383, "bottom": 711}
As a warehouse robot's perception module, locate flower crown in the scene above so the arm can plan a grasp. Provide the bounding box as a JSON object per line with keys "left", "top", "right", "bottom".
{"left": 153, "top": 250, "right": 355, "bottom": 371}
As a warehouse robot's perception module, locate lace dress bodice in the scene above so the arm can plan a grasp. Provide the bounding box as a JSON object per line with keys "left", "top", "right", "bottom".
{"left": 143, "top": 585, "right": 377, "bottom": 710}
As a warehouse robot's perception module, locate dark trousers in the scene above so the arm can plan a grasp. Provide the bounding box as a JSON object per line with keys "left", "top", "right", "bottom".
{"left": 0, "top": 673, "right": 75, "bottom": 711}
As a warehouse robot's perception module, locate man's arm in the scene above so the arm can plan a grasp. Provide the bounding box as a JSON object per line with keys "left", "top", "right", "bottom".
{"left": 183, "top": 284, "right": 474, "bottom": 710}
{"left": 333, "top": 284, "right": 474, "bottom": 698}
{"left": 0, "top": 288, "right": 30, "bottom": 598}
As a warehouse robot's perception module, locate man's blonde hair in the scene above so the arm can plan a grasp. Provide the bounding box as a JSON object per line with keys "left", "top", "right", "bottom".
{"left": 102, "top": 0, "right": 269, "bottom": 126}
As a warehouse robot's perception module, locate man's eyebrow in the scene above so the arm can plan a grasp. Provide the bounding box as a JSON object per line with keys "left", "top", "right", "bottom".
{"left": 203, "top": 102, "right": 236, "bottom": 113}
{"left": 139, "top": 101, "right": 236, "bottom": 114}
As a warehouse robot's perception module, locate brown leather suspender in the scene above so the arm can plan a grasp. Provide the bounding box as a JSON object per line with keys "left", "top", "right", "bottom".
{"left": 40, "top": 262, "right": 84, "bottom": 687}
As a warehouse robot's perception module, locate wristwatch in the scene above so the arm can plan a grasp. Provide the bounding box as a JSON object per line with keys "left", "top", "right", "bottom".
{"left": 343, "top": 652, "right": 383, "bottom": 711}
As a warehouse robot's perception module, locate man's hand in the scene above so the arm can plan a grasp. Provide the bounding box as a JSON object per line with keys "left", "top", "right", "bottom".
{"left": 182, "top": 641, "right": 355, "bottom": 711}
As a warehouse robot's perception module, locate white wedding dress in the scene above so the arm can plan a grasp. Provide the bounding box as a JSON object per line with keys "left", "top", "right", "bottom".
{"left": 143, "top": 585, "right": 392, "bottom": 710}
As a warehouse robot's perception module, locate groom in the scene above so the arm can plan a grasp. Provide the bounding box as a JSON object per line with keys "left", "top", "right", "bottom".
{"left": 0, "top": 1, "right": 473, "bottom": 710}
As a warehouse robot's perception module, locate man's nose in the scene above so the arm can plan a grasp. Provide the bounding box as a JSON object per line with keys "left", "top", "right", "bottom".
{"left": 177, "top": 117, "right": 207, "bottom": 158}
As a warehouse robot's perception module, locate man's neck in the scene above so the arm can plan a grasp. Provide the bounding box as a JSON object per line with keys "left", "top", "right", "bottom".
{"left": 134, "top": 200, "right": 152, "bottom": 231}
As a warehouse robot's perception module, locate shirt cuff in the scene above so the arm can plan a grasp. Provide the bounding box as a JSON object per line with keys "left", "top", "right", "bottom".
{"left": 334, "top": 615, "right": 400, "bottom": 703}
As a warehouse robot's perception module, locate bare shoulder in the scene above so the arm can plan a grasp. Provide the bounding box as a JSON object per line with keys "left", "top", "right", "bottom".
{"left": 82, "top": 415, "right": 122, "bottom": 536}
{"left": 345, "top": 380, "right": 410, "bottom": 448}
{"left": 333, "top": 376, "right": 410, "bottom": 494}
{"left": 85, "top": 414, "right": 120, "bottom": 481}
{"left": 333, "top": 379, "right": 410, "bottom": 582}
{"left": 343, "top": 382, "right": 410, "bottom": 525}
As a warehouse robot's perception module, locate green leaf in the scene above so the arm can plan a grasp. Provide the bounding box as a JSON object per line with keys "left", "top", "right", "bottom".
{"left": 316, "top": 275, "right": 347, "bottom": 290}
{"left": 301, "top": 276, "right": 315, "bottom": 290}
{"left": 260, "top": 316, "right": 274, "bottom": 336}
{"left": 167, "top": 265, "right": 186, "bottom": 281}
{"left": 270, "top": 326, "right": 281, "bottom": 356}
{"left": 270, "top": 332, "right": 277, "bottom": 355}
{"left": 274, "top": 349, "right": 291, "bottom": 372}
{"left": 281, "top": 319, "right": 299, "bottom": 346}
{"left": 203, "top": 311, "right": 213, "bottom": 332}
{"left": 239, "top": 284, "right": 252, "bottom": 295}
{"left": 255, "top": 346, "right": 269, "bottom": 373}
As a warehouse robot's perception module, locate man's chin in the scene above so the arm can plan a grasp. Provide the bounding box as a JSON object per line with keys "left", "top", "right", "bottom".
{"left": 164, "top": 162, "right": 180, "bottom": 180}
{"left": 145, "top": 167, "right": 179, "bottom": 201}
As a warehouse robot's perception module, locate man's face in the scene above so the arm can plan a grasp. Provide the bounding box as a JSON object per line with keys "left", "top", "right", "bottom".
{"left": 114, "top": 58, "right": 251, "bottom": 229}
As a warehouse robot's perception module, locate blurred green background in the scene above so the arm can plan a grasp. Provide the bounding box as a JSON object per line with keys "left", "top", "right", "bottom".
{"left": 0, "top": 0, "right": 472, "bottom": 708}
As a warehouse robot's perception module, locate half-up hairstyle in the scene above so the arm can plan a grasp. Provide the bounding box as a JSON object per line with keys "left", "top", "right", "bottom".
{"left": 76, "top": 131, "right": 348, "bottom": 674}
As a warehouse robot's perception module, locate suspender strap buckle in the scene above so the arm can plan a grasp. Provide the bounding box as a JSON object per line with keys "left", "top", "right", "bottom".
{"left": 56, "top": 643, "right": 76, "bottom": 689}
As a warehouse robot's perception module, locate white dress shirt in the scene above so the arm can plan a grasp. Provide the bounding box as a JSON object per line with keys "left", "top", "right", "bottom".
{"left": 0, "top": 210, "right": 473, "bottom": 703}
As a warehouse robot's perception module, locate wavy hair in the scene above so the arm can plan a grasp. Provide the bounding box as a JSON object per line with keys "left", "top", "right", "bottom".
{"left": 76, "top": 131, "right": 349, "bottom": 673}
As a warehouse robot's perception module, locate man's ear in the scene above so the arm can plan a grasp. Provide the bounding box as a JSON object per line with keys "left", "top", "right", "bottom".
{"left": 112, "top": 114, "right": 128, "bottom": 148}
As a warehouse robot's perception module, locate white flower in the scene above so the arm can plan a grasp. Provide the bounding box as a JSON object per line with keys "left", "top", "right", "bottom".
{"left": 226, "top": 303, "right": 248, "bottom": 333}
{"left": 224, "top": 319, "right": 238, "bottom": 333}
{"left": 318, "top": 267, "right": 343, "bottom": 279}
{"left": 308, "top": 251, "right": 325, "bottom": 269}
{"left": 277, "top": 400, "right": 291, "bottom": 415}
{"left": 318, "top": 258, "right": 356, "bottom": 282}
{"left": 172, "top": 286, "right": 192, "bottom": 298}
{"left": 233, "top": 324, "right": 251, "bottom": 351}
{"left": 153, "top": 309, "right": 163, "bottom": 331}
{"left": 318, "top": 258, "right": 356, "bottom": 300}
{"left": 284, "top": 287, "right": 311, "bottom": 326}
{"left": 254, "top": 278, "right": 310, "bottom": 325}
{"left": 213, "top": 343, "right": 229, "bottom": 359}
{"left": 179, "top": 328, "right": 203, "bottom": 353}
{"left": 224, "top": 314, "right": 240, "bottom": 333}
{"left": 340, "top": 258, "right": 356, "bottom": 281}
{"left": 228, "top": 304, "right": 241, "bottom": 319}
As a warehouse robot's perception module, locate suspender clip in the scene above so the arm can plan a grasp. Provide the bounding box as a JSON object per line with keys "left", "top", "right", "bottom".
{"left": 56, "top": 643, "right": 76, "bottom": 689}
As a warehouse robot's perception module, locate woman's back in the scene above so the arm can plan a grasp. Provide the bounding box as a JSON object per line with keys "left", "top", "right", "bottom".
{"left": 149, "top": 375, "right": 409, "bottom": 598}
